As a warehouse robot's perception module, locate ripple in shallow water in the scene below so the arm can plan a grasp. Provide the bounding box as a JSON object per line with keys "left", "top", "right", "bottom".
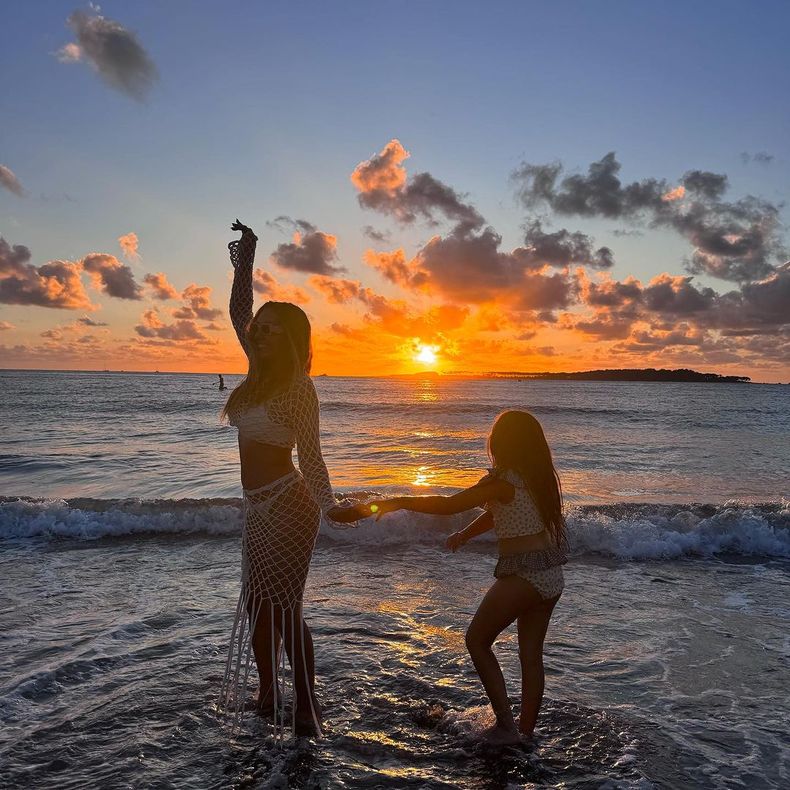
{"left": 1, "top": 540, "right": 788, "bottom": 788}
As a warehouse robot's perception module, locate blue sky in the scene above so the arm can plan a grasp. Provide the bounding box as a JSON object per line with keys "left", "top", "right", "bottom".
{"left": 1, "top": 1, "right": 788, "bottom": 378}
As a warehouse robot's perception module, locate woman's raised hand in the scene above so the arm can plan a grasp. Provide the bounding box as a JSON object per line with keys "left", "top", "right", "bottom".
{"left": 231, "top": 219, "right": 256, "bottom": 237}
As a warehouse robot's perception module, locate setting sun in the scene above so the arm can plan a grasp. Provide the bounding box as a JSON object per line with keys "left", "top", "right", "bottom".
{"left": 415, "top": 344, "right": 439, "bottom": 366}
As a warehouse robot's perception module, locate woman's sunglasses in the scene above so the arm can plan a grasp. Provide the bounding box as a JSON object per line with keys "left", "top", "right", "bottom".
{"left": 249, "top": 322, "right": 285, "bottom": 337}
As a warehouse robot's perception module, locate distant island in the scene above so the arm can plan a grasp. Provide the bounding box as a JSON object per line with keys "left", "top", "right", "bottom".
{"left": 484, "top": 367, "right": 750, "bottom": 383}
{"left": 387, "top": 367, "right": 751, "bottom": 382}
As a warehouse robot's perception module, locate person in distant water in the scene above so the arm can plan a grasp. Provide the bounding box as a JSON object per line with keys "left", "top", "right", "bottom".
{"left": 218, "top": 374, "right": 226, "bottom": 391}
{"left": 219, "top": 219, "right": 361, "bottom": 737}
{"left": 367, "top": 411, "right": 567, "bottom": 745}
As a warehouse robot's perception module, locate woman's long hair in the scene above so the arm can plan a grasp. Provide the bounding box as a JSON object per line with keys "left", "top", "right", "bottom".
{"left": 487, "top": 410, "right": 567, "bottom": 549}
{"left": 221, "top": 301, "right": 312, "bottom": 420}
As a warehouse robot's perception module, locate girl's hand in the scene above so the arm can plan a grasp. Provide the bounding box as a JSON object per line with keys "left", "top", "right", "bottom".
{"left": 445, "top": 530, "right": 466, "bottom": 553}
{"left": 366, "top": 498, "right": 401, "bottom": 521}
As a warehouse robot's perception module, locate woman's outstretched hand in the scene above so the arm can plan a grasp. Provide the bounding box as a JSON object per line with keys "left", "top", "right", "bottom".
{"left": 326, "top": 505, "right": 368, "bottom": 524}
{"left": 445, "top": 530, "right": 466, "bottom": 553}
{"left": 365, "top": 498, "right": 401, "bottom": 521}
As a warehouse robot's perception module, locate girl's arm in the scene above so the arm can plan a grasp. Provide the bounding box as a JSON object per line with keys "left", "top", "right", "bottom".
{"left": 446, "top": 510, "right": 495, "bottom": 552}
{"left": 228, "top": 220, "right": 257, "bottom": 357}
{"left": 369, "top": 477, "right": 512, "bottom": 518}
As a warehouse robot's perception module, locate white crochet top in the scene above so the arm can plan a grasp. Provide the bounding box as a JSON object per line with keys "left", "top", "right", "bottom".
{"left": 227, "top": 232, "right": 336, "bottom": 515}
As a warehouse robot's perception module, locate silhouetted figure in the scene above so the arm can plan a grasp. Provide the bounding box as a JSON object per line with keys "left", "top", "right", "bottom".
{"left": 218, "top": 374, "right": 226, "bottom": 391}
{"left": 218, "top": 219, "right": 361, "bottom": 739}
{"left": 368, "top": 410, "right": 567, "bottom": 744}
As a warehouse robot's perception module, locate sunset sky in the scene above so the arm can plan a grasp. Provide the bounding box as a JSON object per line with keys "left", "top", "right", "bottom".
{"left": 1, "top": 2, "right": 788, "bottom": 381}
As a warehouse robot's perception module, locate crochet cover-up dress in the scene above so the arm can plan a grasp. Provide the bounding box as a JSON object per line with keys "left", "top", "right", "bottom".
{"left": 218, "top": 230, "right": 338, "bottom": 737}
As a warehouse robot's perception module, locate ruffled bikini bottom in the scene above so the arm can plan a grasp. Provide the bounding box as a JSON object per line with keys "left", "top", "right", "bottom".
{"left": 494, "top": 548, "right": 567, "bottom": 600}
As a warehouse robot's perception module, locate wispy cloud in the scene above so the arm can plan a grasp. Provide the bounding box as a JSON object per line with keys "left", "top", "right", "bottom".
{"left": 512, "top": 152, "right": 784, "bottom": 282}
{"left": 57, "top": 9, "right": 158, "bottom": 101}
{"left": 118, "top": 232, "right": 140, "bottom": 261}
{"left": 77, "top": 315, "right": 108, "bottom": 327}
{"left": 740, "top": 151, "right": 774, "bottom": 165}
{"left": 0, "top": 165, "right": 25, "bottom": 197}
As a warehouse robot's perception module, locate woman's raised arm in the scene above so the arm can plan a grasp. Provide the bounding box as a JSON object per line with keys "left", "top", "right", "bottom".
{"left": 228, "top": 219, "right": 257, "bottom": 357}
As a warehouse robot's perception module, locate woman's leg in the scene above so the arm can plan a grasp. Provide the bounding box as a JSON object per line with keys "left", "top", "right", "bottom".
{"left": 280, "top": 604, "right": 321, "bottom": 733}
{"left": 465, "top": 576, "right": 541, "bottom": 743}
{"left": 516, "top": 594, "right": 559, "bottom": 737}
{"left": 249, "top": 598, "right": 280, "bottom": 709}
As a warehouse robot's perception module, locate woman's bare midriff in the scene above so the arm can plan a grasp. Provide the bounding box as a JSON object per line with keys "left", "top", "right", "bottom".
{"left": 238, "top": 438, "right": 295, "bottom": 490}
{"left": 498, "top": 531, "right": 554, "bottom": 556}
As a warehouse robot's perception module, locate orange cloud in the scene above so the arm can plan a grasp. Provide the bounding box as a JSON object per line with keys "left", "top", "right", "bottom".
{"left": 253, "top": 269, "right": 311, "bottom": 304}
{"left": 134, "top": 307, "right": 212, "bottom": 342}
{"left": 308, "top": 275, "right": 360, "bottom": 304}
{"left": 662, "top": 185, "right": 686, "bottom": 202}
{"left": 363, "top": 248, "right": 429, "bottom": 290}
{"left": 351, "top": 139, "right": 409, "bottom": 195}
{"left": 143, "top": 272, "right": 178, "bottom": 300}
{"left": 118, "top": 232, "right": 140, "bottom": 261}
{"left": 175, "top": 283, "right": 222, "bottom": 320}
{"left": 1, "top": 237, "right": 95, "bottom": 309}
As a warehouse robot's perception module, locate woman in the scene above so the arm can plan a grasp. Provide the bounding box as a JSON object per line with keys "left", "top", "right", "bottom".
{"left": 219, "top": 219, "right": 359, "bottom": 737}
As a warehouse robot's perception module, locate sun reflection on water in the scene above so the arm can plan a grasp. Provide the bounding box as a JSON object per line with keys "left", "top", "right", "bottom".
{"left": 412, "top": 465, "right": 434, "bottom": 487}
{"left": 414, "top": 381, "right": 439, "bottom": 402}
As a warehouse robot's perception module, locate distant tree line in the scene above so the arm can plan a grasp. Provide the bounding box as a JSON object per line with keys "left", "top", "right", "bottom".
{"left": 491, "top": 368, "right": 751, "bottom": 383}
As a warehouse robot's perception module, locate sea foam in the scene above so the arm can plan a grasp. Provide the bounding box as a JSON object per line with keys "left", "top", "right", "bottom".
{"left": 1, "top": 496, "right": 787, "bottom": 560}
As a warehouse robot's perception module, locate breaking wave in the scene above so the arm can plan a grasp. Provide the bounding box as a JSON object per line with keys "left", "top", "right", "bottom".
{"left": 1, "top": 496, "right": 787, "bottom": 560}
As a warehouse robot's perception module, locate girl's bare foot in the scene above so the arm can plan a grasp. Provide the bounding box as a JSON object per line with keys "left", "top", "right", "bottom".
{"left": 482, "top": 722, "right": 521, "bottom": 745}
{"left": 518, "top": 721, "right": 536, "bottom": 739}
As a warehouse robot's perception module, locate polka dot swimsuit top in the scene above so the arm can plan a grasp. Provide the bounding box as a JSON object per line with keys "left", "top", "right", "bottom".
{"left": 485, "top": 469, "right": 546, "bottom": 539}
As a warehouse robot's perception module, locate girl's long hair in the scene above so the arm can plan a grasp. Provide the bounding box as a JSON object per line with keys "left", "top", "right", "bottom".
{"left": 221, "top": 301, "right": 312, "bottom": 420}
{"left": 487, "top": 410, "right": 567, "bottom": 549}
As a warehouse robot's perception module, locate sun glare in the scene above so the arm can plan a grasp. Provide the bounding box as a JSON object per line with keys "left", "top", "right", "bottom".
{"left": 415, "top": 344, "right": 438, "bottom": 366}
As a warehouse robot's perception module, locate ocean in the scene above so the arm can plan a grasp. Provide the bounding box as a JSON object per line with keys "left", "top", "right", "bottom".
{"left": 1, "top": 370, "right": 788, "bottom": 789}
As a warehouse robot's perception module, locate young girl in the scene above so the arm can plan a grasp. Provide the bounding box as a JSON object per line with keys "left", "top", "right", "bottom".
{"left": 367, "top": 410, "right": 567, "bottom": 745}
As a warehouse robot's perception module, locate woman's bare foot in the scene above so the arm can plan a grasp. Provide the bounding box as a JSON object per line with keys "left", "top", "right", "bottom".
{"left": 294, "top": 696, "right": 323, "bottom": 736}
{"left": 482, "top": 722, "right": 521, "bottom": 745}
{"left": 253, "top": 689, "right": 275, "bottom": 716}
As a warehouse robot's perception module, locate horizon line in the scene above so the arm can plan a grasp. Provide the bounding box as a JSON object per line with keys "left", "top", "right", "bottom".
{"left": 0, "top": 367, "right": 782, "bottom": 384}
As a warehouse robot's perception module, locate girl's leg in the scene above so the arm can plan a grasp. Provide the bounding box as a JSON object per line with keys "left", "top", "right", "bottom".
{"left": 516, "top": 594, "right": 559, "bottom": 737}
{"left": 465, "top": 576, "right": 541, "bottom": 743}
{"left": 249, "top": 599, "right": 280, "bottom": 710}
{"left": 280, "top": 605, "right": 322, "bottom": 733}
